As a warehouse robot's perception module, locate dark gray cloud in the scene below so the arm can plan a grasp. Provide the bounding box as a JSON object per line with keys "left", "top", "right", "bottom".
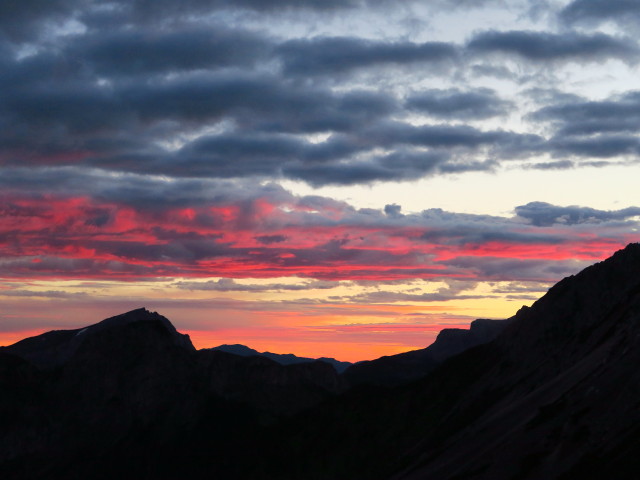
{"left": 336, "top": 289, "right": 485, "bottom": 304}
{"left": 283, "top": 150, "right": 494, "bottom": 186}
{"left": 529, "top": 160, "right": 574, "bottom": 170}
{"left": 384, "top": 204, "right": 402, "bottom": 217}
{"left": 405, "top": 88, "right": 512, "bottom": 120}
{"left": 468, "top": 30, "right": 637, "bottom": 62}
{"left": 0, "top": 289, "right": 89, "bottom": 299}
{"left": 419, "top": 227, "right": 566, "bottom": 246}
{"left": 0, "top": 167, "right": 293, "bottom": 210}
{"left": 73, "top": 27, "right": 270, "bottom": 76}
{"left": 174, "top": 278, "right": 339, "bottom": 292}
{"left": 365, "top": 121, "right": 541, "bottom": 152}
{"left": 443, "top": 256, "right": 593, "bottom": 282}
{"left": 254, "top": 235, "right": 288, "bottom": 245}
{"left": 1, "top": 0, "right": 364, "bottom": 42}
{"left": 489, "top": 281, "right": 550, "bottom": 295}
{"left": 515, "top": 201, "right": 640, "bottom": 226}
{"left": 277, "top": 37, "right": 458, "bottom": 76}
{"left": 531, "top": 91, "right": 640, "bottom": 137}
{"left": 0, "top": 68, "right": 398, "bottom": 168}
{"left": 0, "top": 0, "right": 81, "bottom": 42}
{"left": 125, "top": 0, "right": 362, "bottom": 18}
{"left": 548, "top": 135, "right": 640, "bottom": 159}
{"left": 1, "top": 0, "right": 639, "bottom": 192}
{"left": 528, "top": 90, "right": 640, "bottom": 161}
{"left": 560, "top": 0, "right": 640, "bottom": 27}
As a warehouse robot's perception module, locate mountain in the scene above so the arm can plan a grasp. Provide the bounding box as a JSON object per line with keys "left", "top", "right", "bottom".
{"left": 4, "top": 308, "right": 194, "bottom": 369}
{"left": 254, "top": 243, "right": 640, "bottom": 479}
{"left": 211, "top": 344, "right": 352, "bottom": 373}
{"left": 4, "top": 243, "right": 640, "bottom": 479}
{"left": 0, "top": 308, "right": 346, "bottom": 479}
{"left": 343, "top": 317, "right": 511, "bottom": 387}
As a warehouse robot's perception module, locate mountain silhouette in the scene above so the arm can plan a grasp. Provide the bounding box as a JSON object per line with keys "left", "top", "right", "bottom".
{"left": 211, "top": 344, "right": 352, "bottom": 372}
{"left": 254, "top": 243, "right": 640, "bottom": 479}
{"left": 344, "top": 317, "right": 510, "bottom": 387}
{"left": 0, "top": 308, "right": 345, "bottom": 479}
{"left": 3, "top": 243, "right": 640, "bottom": 479}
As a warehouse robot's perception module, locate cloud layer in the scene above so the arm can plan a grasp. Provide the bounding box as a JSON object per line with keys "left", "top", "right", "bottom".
{"left": 2, "top": 0, "right": 640, "bottom": 359}
{"left": 1, "top": 0, "right": 639, "bottom": 187}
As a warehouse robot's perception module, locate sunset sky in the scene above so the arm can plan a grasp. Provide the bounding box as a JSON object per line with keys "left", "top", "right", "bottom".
{"left": 2, "top": 0, "right": 640, "bottom": 362}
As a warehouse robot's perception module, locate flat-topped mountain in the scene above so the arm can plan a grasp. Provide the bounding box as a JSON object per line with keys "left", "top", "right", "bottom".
{"left": 343, "top": 317, "right": 511, "bottom": 387}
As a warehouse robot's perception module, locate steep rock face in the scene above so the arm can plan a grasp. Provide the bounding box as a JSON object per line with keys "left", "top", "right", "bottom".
{"left": 394, "top": 244, "right": 640, "bottom": 479}
{"left": 343, "top": 317, "right": 510, "bottom": 387}
{"left": 257, "top": 243, "right": 640, "bottom": 480}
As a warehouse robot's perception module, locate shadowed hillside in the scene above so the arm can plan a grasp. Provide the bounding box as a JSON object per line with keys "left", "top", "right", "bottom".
{"left": 3, "top": 244, "right": 640, "bottom": 479}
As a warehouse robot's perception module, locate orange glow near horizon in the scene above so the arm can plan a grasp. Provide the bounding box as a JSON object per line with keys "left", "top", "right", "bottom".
{"left": 1, "top": 191, "right": 636, "bottom": 362}
{"left": 185, "top": 322, "right": 471, "bottom": 363}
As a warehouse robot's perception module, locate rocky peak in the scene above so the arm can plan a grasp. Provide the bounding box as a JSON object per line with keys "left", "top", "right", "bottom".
{"left": 1, "top": 308, "right": 194, "bottom": 369}
{"left": 499, "top": 242, "right": 640, "bottom": 359}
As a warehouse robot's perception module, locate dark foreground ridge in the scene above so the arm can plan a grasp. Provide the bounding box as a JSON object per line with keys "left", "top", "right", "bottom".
{"left": 2, "top": 243, "right": 640, "bottom": 479}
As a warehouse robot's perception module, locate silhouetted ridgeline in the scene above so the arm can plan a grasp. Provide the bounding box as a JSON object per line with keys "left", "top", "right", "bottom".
{"left": 210, "top": 343, "right": 352, "bottom": 373}
{"left": 2, "top": 243, "right": 640, "bottom": 479}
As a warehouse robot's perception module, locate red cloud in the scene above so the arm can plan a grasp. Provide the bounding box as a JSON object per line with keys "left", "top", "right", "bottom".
{"left": 0, "top": 193, "right": 633, "bottom": 282}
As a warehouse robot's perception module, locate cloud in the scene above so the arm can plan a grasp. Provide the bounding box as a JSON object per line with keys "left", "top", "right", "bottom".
{"left": 73, "top": 26, "right": 270, "bottom": 77}
{"left": 443, "top": 256, "right": 595, "bottom": 282}
{"left": 560, "top": 0, "right": 640, "bottom": 27}
{"left": 467, "top": 30, "right": 638, "bottom": 62}
{"left": 405, "top": 88, "right": 512, "bottom": 120}
{"left": 3, "top": 1, "right": 637, "bottom": 190}
{"left": 531, "top": 91, "right": 640, "bottom": 137}
{"left": 0, "top": 289, "right": 89, "bottom": 299}
{"left": 333, "top": 280, "right": 483, "bottom": 303}
{"left": 0, "top": 0, "right": 81, "bottom": 42}
{"left": 0, "top": 65, "right": 399, "bottom": 171}
{"left": 276, "top": 36, "right": 458, "bottom": 76}
{"left": 125, "top": 0, "right": 362, "bottom": 17}
{"left": 174, "top": 278, "right": 339, "bottom": 292}
{"left": 529, "top": 160, "right": 575, "bottom": 170}
{"left": 547, "top": 135, "right": 640, "bottom": 159}
{"left": 1, "top": 173, "right": 635, "bottom": 283}
{"left": 254, "top": 235, "right": 288, "bottom": 245}
{"left": 515, "top": 201, "right": 640, "bottom": 226}
{"left": 364, "top": 121, "right": 542, "bottom": 153}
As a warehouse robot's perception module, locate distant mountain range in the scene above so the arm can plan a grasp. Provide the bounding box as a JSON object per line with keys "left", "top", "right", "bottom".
{"left": 3, "top": 243, "right": 640, "bottom": 479}
{"left": 210, "top": 344, "right": 353, "bottom": 373}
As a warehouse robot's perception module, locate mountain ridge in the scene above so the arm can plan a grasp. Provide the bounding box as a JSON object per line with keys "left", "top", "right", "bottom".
{"left": 210, "top": 343, "right": 352, "bottom": 373}
{"left": 3, "top": 243, "right": 640, "bottom": 479}
{"left": 343, "top": 316, "right": 511, "bottom": 387}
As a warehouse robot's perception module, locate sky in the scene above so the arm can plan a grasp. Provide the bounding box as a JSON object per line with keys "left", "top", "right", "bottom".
{"left": 2, "top": 0, "right": 640, "bottom": 362}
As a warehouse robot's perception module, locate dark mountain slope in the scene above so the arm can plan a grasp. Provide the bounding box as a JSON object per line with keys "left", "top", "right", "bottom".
{"left": 3, "top": 308, "right": 194, "bottom": 369}
{"left": 0, "top": 309, "right": 345, "bottom": 480}
{"left": 253, "top": 243, "right": 640, "bottom": 480}
{"left": 343, "top": 317, "right": 510, "bottom": 387}
{"left": 3, "top": 244, "right": 640, "bottom": 479}
{"left": 399, "top": 242, "right": 640, "bottom": 479}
